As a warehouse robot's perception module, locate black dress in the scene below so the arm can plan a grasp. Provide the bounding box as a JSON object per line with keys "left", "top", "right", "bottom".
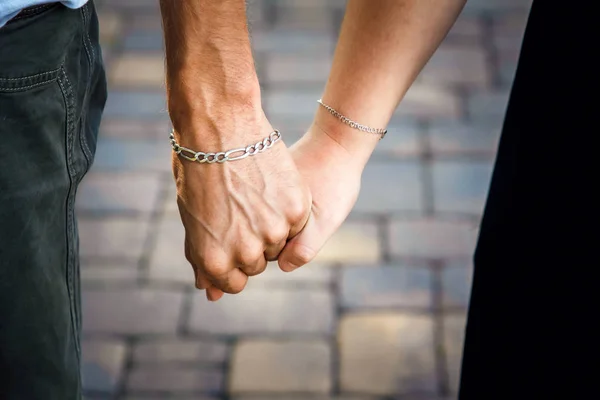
{"left": 458, "top": 1, "right": 597, "bottom": 398}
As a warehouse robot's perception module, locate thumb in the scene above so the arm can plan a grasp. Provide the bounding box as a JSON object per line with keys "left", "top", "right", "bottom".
{"left": 278, "top": 212, "right": 326, "bottom": 272}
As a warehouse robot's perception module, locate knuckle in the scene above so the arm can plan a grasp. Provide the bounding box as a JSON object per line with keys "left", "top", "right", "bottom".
{"left": 286, "top": 196, "right": 309, "bottom": 224}
{"left": 200, "top": 253, "right": 230, "bottom": 278}
{"left": 226, "top": 281, "right": 246, "bottom": 294}
{"left": 244, "top": 259, "right": 268, "bottom": 277}
{"left": 236, "top": 241, "right": 264, "bottom": 266}
{"left": 264, "top": 222, "right": 288, "bottom": 245}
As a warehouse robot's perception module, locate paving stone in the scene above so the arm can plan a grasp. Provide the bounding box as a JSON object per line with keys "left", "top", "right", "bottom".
{"left": 245, "top": 0, "right": 266, "bottom": 25}
{"left": 97, "top": 11, "right": 122, "bottom": 46}
{"left": 99, "top": 119, "right": 172, "bottom": 140}
{"left": 189, "top": 288, "right": 334, "bottom": 335}
{"left": 122, "top": 31, "right": 165, "bottom": 51}
{"left": 354, "top": 161, "right": 423, "bottom": 213}
{"left": 463, "top": 0, "right": 533, "bottom": 13}
{"left": 432, "top": 161, "right": 493, "bottom": 215}
{"left": 265, "top": 115, "right": 311, "bottom": 142}
{"left": 125, "top": 397, "right": 216, "bottom": 400}
{"left": 99, "top": 0, "right": 160, "bottom": 10}
{"left": 77, "top": 172, "right": 163, "bottom": 214}
{"left": 444, "top": 314, "right": 467, "bottom": 394}
{"left": 265, "top": 89, "right": 322, "bottom": 117}
{"left": 497, "top": 51, "right": 520, "bottom": 89}
{"left": 340, "top": 265, "right": 433, "bottom": 309}
{"left": 429, "top": 121, "right": 500, "bottom": 155}
{"left": 493, "top": 11, "right": 528, "bottom": 88}
{"left": 103, "top": 91, "right": 167, "bottom": 119}
{"left": 467, "top": 90, "right": 510, "bottom": 128}
{"left": 230, "top": 340, "right": 331, "bottom": 393}
{"left": 446, "top": 14, "right": 483, "bottom": 41}
{"left": 270, "top": 4, "right": 333, "bottom": 31}
{"left": 395, "top": 84, "right": 461, "bottom": 119}
{"left": 273, "top": 0, "right": 346, "bottom": 7}
{"left": 390, "top": 397, "right": 453, "bottom": 400}
{"left": 339, "top": 313, "right": 437, "bottom": 395}
{"left": 93, "top": 138, "right": 171, "bottom": 172}
{"left": 82, "top": 339, "right": 127, "bottom": 394}
{"left": 79, "top": 218, "right": 149, "bottom": 259}
{"left": 494, "top": 27, "right": 527, "bottom": 53}
{"left": 495, "top": 39, "right": 523, "bottom": 88}
{"left": 248, "top": 261, "right": 333, "bottom": 288}
{"left": 110, "top": 54, "right": 165, "bottom": 87}
{"left": 494, "top": 10, "right": 530, "bottom": 36}
{"left": 267, "top": 54, "right": 331, "bottom": 84}
{"left": 83, "top": 289, "right": 183, "bottom": 335}
{"left": 251, "top": 30, "right": 334, "bottom": 54}
{"left": 128, "top": 14, "right": 163, "bottom": 31}
{"left": 148, "top": 216, "right": 194, "bottom": 284}
{"left": 126, "top": 366, "right": 222, "bottom": 393}
{"left": 442, "top": 261, "right": 474, "bottom": 309}
{"left": 163, "top": 179, "right": 179, "bottom": 214}
{"left": 373, "top": 120, "right": 422, "bottom": 158}
{"left": 314, "top": 220, "right": 381, "bottom": 264}
{"left": 236, "top": 397, "right": 374, "bottom": 400}
{"left": 81, "top": 265, "right": 139, "bottom": 284}
{"left": 133, "top": 339, "right": 228, "bottom": 364}
{"left": 389, "top": 219, "right": 479, "bottom": 259}
{"left": 419, "top": 45, "right": 489, "bottom": 87}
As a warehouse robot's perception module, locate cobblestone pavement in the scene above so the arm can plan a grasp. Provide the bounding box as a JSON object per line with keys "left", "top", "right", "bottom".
{"left": 79, "top": 0, "right": 532, "bottom": 399}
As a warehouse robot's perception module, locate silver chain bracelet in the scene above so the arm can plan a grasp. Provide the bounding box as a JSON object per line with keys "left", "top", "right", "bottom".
{"left": 169, "top": 129, "right": 282, "bottom": 164}
{"left": 317, "top": 99, "right": 387, "bottom": 139}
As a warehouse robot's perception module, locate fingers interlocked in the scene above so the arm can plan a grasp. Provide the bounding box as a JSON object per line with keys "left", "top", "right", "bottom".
{"left": 180, "top": 175, "right": 312, "bottom": 299}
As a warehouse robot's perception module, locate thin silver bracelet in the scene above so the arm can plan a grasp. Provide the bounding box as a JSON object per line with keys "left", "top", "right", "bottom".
{"left": 169, "top": 129, "right": 282, "bottom": 164}
{"left": 317, "top": 99, "right": 387, "bottom": 139}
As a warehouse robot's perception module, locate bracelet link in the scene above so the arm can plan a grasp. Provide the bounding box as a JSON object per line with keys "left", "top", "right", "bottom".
{"left": 224, "top": 147, "right": 251, "bottom": 162}
{"left": 317, "top": 99, "right": 387, "bottom": 139}
{"left": 169, "top": 129, "right": 282, "bottom": 164}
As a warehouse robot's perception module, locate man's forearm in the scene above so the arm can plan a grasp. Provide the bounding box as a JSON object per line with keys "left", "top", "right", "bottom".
{"left": 159, "top": 0, "right": 262, "bottom": 142}
{"left": 316, "top": 0, "right": 466, "bottom": 156}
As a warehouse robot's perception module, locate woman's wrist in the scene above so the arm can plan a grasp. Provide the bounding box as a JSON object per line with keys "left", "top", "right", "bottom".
{"left": 310, "top": 105, "right": 380, "bottom": 169}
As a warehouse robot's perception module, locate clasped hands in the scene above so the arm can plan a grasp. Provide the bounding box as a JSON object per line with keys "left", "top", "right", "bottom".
{"left": 173, "top": 105, "right": 376, "bottom": 302}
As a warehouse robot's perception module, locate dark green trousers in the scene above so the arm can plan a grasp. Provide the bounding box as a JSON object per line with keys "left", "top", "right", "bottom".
{"left": 0, "top": 3, "right": 106, "bottom": 399}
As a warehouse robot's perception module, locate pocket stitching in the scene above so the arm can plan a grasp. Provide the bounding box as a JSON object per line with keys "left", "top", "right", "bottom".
{"left": 0, "top": 66, "right": 60, "bottom": 82}
{"left": 80, "top": 6, "right": 95, "bottom": 67}
{"left": 0, "top": 68, "right": 60, "bottom": 92}
{"left": 0, "top": 79, "right": 57, "bottom": 92}
{"left": 56, "top": 65, "right": 82, "bottom": 361}
{"left": 78, "top": 4, "right": 94, "bottom": 163}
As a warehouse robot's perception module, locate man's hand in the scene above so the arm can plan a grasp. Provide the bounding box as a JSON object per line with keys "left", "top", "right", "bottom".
{"left": 160, "top": 0, "right": 311, "bottom": 300}
{"left": 175, "top": 115, "right": 311, "bottom": 299}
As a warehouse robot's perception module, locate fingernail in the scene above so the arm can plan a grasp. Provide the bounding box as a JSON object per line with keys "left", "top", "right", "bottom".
{"left": 206, "top": 291, "right": 215, "bottom": 301}
{"left": 282, "top": 261, "right": 299, "bottom": 272}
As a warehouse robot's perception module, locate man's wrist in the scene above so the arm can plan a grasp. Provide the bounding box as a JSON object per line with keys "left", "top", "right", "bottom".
{"left": 166, "top": 71, "right": 263, "bottom": 139}
{"left": 167, "top": 72, "right": 261, "bottom": 118}
{"left": 159, "top": 0, "right": 262, "bottom": 145}
{"left": 168, "top": 93, "right": 270, "bottom": 152}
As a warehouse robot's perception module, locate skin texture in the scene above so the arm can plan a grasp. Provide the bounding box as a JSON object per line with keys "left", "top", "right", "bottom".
{"left": 159, "top": 0, "right": 467, "bottom": 300}
{"left": 278, "top": 0, "right": 467, "bottom": 271}
{"left": 160, "top": 0, "right": 311, "bottom": 301}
